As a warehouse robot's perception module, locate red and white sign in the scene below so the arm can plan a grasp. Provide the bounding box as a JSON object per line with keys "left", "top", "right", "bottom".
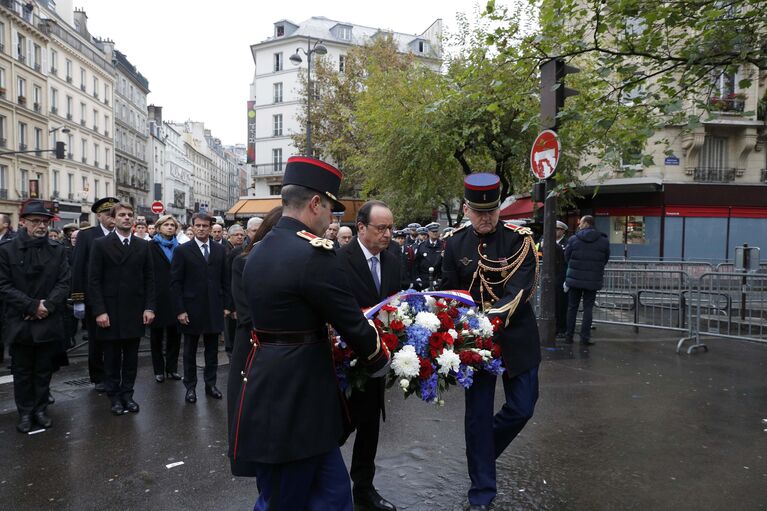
{"left": 151, "top": 201, "right": 164, "bottom": 214}
{"left": 530, "top": 129, "right": 560, "bottom": 179}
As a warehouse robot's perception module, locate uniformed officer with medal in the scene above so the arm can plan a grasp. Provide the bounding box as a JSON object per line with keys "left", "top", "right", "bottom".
{"left": 441, "top": 173, "right": 541, "bottom": 511}
{"left": 229, "top": 156, "right": 391, "bottom": 510}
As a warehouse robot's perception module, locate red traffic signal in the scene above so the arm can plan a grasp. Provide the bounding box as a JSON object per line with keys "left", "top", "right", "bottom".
{"left": 55, "top": 141, "right": 66, "bottom": 159}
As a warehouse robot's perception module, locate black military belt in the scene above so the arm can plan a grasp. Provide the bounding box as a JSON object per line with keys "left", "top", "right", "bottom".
{"left": 253, "top": 329, "right": 327, "bottom": 345}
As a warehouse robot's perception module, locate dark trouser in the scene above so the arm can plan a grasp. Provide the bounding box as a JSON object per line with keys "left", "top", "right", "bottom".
{"left": 465, "top": 367, "right": 539, "bottom": 506}
{"left": 252, "top": 447, "right": 352, "bottom": 511}
{"left": 86, "top": 309, "right": 105, "bottom": 384}
{"left": 224, "top": 317, "right": 237, "bottom": 353}
{"left": 12, "top": 341, "right": 56, "bottom": 416}
{"left": 555, "top": 278, "right": 567, "bottom": 334}
{"left": 349, "top": 378, "right": 383, "bottom": 494}
{"left": 566, "top": 287, "right": 597, "bottom": 342}
{"left": 150, "top": 326, "right": 181, "bottom": 376}
{"left": 182, "top": 333, "right": 219, "bottom": 390}
{"left": 102, "top": 338, "right": 140, "bottom": 403}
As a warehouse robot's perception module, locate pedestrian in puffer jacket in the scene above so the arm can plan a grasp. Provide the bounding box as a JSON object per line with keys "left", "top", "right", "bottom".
{"left": 563, "top": 216, "right": 610, "bottom": 345}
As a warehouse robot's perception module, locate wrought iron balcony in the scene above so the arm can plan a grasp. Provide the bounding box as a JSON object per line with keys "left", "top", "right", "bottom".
{"left": 693, "top": 167, "right": 737, "bottom": 183}
{"left": 253, "top": 163, "right": 285, "bottom": 177}
{"left": 0, "top": 189, "right": 7, "bottom": 199}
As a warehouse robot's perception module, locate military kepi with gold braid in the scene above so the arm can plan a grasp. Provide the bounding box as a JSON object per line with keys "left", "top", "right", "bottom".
{"left": 464, "top": 173, "right": 501, "bottom": 211}
{"left": 282, "top": 156, "right": 346, "bottom": 212}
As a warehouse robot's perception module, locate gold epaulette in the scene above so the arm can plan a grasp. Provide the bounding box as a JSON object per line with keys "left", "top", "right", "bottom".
{"left": 444, "top": 223, "right": 468, "bottom": 239}
{"left": 296, "top": 230, "right": 334, "bottom": 250}
{"left": 503, "top": 223, "right": 533, "bottom": 236}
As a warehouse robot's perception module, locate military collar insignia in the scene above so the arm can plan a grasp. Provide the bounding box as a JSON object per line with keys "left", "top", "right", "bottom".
{"left": 296, "top": 230, "right": 334, "bottom": 250}
{"left": 504, "top": 223, "right": 533, "bottom": 236}
{"left": 460, "top": 257, "right": 473, "bottom": 266}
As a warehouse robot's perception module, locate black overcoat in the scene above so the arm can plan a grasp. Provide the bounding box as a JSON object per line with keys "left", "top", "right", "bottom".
{"left": 441, "top": 221, "right": 541, "bottom": 377}
{"left": 0, "top": 231, "right": 70, "bottom": 344}
{"left": 69, "top": 225, "right": 106, "bottom": 302}
{"left": 228, "top": 216, "right": 388, "bottom": 473}
{"left": 337, "top": 237, "right": 402, "bottom": 423}
{"left": 170, "top": 238, "right": 227, "bottom": 335}
{"left": 88, "top": 233, "right": 155, "bottom": 341}
{"left": 149, "top": 240, "right": 179, "bottom": 328}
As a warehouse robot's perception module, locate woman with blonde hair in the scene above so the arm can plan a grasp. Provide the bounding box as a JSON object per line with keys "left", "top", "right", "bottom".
{"left": 149, "top": 215, "right": 183, "bottom": 382}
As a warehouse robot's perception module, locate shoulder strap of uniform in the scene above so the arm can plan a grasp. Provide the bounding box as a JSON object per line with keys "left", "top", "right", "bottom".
{"left": 296, "top": 230, "right": 334, "bottom": 250}
{"left": 443, "top": 223, "right": 468, "bottom": 239}
{"left": 503, "top": 223, "right": 533, "bottom": 236}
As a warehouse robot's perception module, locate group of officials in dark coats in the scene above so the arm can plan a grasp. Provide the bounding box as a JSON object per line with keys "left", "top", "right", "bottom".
{"left": 225, "top": 159, "right": 541, "bottom": 511}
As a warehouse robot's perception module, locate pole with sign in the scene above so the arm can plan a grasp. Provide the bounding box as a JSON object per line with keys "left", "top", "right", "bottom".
{"left": 536, "top": 58, "right": 579, "bottom": 345}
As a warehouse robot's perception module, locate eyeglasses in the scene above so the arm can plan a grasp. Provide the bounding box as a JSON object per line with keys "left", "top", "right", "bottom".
{"left": 25, "top": 218, "right": 51, "bottom": 226}
{"left": 366, "top": 223, "right": 393, "bottom": 234}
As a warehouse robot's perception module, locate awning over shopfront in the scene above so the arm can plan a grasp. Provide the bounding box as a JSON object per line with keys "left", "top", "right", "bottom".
{"left": 226, "top": 198, "right": 365, "bottom": 223}
{"left": 499, "top": 197, "right": 541, "bottom": 220}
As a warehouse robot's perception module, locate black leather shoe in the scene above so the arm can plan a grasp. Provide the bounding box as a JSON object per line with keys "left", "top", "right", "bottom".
{"left": 124, "top": 399, "right": 140, "bottom": 413}
{"left": 166, "top": 372, "right": 182, "bottom": 380}
{"left": 580, "top": 339, "right": 595, "bottom": 346}
{"left": 47, "top": 393, "right": 55, "bottom": 404}
{"left": 110, "top": 402, "right": 126, "bottom": 415}
{"left": 17, "top": 414, "right": 32, "bottom": 433}
{"left": 155, "top": 374, "right": 165, "bottom": 383}
{"left": 465, "top": 505, "right": 491, "bottom": 511}
{"left": 33, "top": 410, "right": 52, "bottom": 429}
{"left": 205, "top": 385, "right": 223, "bottom": 399}
{"left": 354, "top": 488, "right": 397, "bottom": 511}
{"left": 94, "top": 383, "right": 107, "bottom": 393}
{"left": 185, "top": 388, "right": 197, "bottom": 403}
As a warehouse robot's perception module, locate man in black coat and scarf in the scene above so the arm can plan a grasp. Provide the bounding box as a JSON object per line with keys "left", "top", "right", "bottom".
{"left": 0, "top": 201, "right": 70, "bottom": 433}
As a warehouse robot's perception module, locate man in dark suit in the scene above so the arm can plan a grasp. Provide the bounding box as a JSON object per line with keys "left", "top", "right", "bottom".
{"left": 88, "top": 202, "right": 155, "bottom": 415}
{"left": 69, "top": 197, "right": 118, "bottom": 392}
{"left": 0, "top": 201, "right": 70, "bottom": 432}
{"left": 171, "top": 212, "right": 228, "bottom": 404}
{"left": 337, "top": 200, "right": 400, "bottom": 511}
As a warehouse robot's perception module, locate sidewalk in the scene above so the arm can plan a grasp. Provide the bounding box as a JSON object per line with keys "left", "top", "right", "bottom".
{"left": 0, "top": 326, "right": 765, "bottom": 510}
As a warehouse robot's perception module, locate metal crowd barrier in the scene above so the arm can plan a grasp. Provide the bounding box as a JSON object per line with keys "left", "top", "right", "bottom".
{"left": 678, "top": 272, "right": 767, "bottom": 353}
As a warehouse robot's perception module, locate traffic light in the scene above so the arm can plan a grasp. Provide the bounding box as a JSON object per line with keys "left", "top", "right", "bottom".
{"left": 540, "top": 58, "right": 580, "bottom": 130}
{"left": 55, "top": 141, "right": 66, "bottom": 159}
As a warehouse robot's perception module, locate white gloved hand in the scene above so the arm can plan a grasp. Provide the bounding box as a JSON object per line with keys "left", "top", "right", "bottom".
{"left": 73, "top": 302, "right": 86, "bottom": 319}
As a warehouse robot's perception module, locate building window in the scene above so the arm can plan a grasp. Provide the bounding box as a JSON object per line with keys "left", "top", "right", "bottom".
{"left": 0, "top": 67, "right": 5, "bottom": 90}
{"left": 33, "top": 44, "right": 41, "bottom": 70}
{"left": 93, "top": 76, "right": 99, "bottom": 97}
{"left": 0, "top": 165, "right": 6, "bottom": 194}
{"left": 81, "top": 139, "right": 87, "bottom": 162}
{"left": 94, "top": 179, "right": 99, "bottom": 198}
{"left": 18, "top": 122, "right": 27, "bottom": 149}
{"left": 20, "top": 169, "right": 28, "bottom": 196}
{"left": 34, "top": 128, "right": 42, "bottom": 150}
{"left": 274, "top": 53, "right": 283, "bottom": 72}
{"left": 80, "top": 68, "right": 86, "bottom": 89}
{"left": 50, "top": 49, "right": 57, "bottom": 74}
{"left": 273, "top": 82, "right": 283, "bottom": 103}
{"left": 65, "top": 59, "right": 72, "bottom": 81}
{"left": 17, "top": 76, "right": 25, "bottom": 98}
{"left": 51, "top": 88, "right": 58, "bottom": 112}
{"left": 52, "top": 170, "right": 59, "bottom": 194}
{"left": 269, "top": 185, "right": 282, "bottom": 196}
{"left": 339, "top": 55, "right": 346, "bottom": 72}
{"left": 33, "top": 85, "right": 41, "bottom": 105}
{"left": 0, "top": 115, "right": 5, "bottom": 145}
{"left": 272, "top": 148, "right": 282, "bottom": 170}
{"left": 338, "top": 26, "right": 352, "bottom": 41}
{"left": 93, "top": 109, "right": 98, "bottom": 130}
{"left": 67, "top": 173, "right": 74, "bottom": 196}
{"left": 272, "top": 114, "right": 283, "bottom": 136}
{"left": 16, "top": 33, "right": 26, "bottom": 62}
{"left": 276, "top": 24, "right": 284, "bottom": 37}
{"left": 66, "top": 96, "right": 72, "bottom": 117}
{"left": 82, "top": 176, "right": 88, "bottom": 195}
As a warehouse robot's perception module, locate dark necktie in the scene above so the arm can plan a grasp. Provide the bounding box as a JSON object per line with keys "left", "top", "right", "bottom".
{"left": 369, "top": 256, "right": 381, "bottom": 294}
{"left": 123, "top": 238, "right": 129, "bottom": 248}
{"left": 202, "top": 243, "right": 209, "bottom": 262}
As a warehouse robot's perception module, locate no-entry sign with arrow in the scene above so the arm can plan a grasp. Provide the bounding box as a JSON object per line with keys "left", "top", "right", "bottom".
{"left": 530, "top": 129, "right": 561, "bottom": 180}
{"left": 151, "top": 201, "right": 164, "bottom": 215}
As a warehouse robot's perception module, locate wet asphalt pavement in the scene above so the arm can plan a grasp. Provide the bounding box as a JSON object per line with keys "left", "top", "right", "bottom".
{"left": 0, "top": 326, "right": 765, "bottom": 510}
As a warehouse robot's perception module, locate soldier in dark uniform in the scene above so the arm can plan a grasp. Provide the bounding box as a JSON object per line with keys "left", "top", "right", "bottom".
{"left": 413, "top": 222, "right": 444, "bottom": 290}
{"left": 441, "top": 173, "right": 541, "bottom": 511}
{"left": 69, "top": 197, "right": 118, "bottom": 392}
{"left": 229, "top": 156, "right": 390, "bottom": 510}
{"left": 405, "top": 223, "right": 420, "bottom": 247}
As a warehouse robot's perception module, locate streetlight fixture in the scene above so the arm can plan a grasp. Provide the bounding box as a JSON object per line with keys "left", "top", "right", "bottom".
{"left": 290, "top": 38, "right": 327, "bottom": 156}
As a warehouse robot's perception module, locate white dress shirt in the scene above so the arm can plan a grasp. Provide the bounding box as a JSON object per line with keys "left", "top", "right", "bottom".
{"left": 116, "top": 231, "right": 132, "bottom": 245}
{"left": 357, "top": 238, "right": 381, "bottom": 284}
{"left": 194, "top": 237, "right": 211, "bottom": 258}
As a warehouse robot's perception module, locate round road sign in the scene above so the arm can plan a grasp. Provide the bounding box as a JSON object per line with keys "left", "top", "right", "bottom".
{"left": 151, "top": 201, "right": 164, "bottom": 214}
{"left": 530, "top": 129, "right": 561, "bottom": 180}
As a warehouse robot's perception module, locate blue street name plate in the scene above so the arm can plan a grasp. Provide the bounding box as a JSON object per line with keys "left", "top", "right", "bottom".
{"left": 664, "top": 156, "right": 680, "bottom": 166}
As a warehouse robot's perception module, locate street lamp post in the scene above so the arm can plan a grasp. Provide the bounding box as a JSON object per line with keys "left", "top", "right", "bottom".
{"left": 290, "top": 38, "right": 327, "bottom": 156}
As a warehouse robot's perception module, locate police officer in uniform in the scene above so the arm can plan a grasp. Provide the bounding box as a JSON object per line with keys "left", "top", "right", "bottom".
{"left": 441, "top": 174, "right": 541, "bottom": 511}
{"left": 413, "top": 222, "right": 443, "bottom": 290}
{"left": 69, "top": 197, "right": 119, "bottom": 392}
{"left": 229, "top": 156, "right": 390, "bottom": 510}
{"left": 405, "top": 223, "right": 420, "bottom": 247}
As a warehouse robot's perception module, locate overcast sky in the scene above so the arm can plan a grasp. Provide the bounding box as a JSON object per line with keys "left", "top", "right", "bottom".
{"left": 76, "top": 0, "right": 494, "bottom": 146}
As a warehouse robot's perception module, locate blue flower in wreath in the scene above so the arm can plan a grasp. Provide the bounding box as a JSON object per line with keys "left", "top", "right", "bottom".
{"left": 405, "top": 325, "right": 431, "bottom": 358}
{"left": 420, "top": 372, "right": 438, "bottom": 402}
